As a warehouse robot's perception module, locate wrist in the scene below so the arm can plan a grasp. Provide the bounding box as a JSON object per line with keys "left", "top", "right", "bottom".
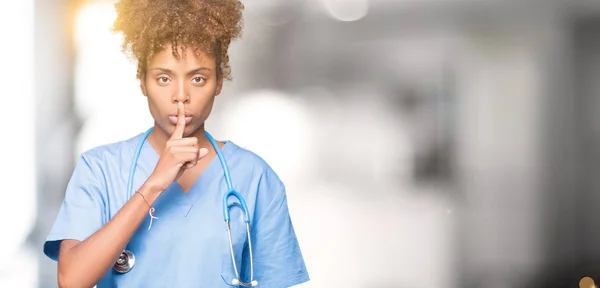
{"left": 139, "top": 180, "right": 165, "bottom": 200}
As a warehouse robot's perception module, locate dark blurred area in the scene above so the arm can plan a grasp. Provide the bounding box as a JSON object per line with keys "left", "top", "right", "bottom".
{"left": 3, "top": 0, "right": 600, "bottom": 287}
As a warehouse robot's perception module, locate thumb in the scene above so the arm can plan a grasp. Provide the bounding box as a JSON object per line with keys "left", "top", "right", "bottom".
{"left": 198, "top": 148, "right": 209, "bottom": 160}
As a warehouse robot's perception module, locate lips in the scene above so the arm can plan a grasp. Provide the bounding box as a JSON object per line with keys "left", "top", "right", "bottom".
{"left": 169, "top": 115, "right": 193, "bottom": 125}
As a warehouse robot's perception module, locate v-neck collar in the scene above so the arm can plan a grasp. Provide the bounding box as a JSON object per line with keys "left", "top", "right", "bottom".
{"left": 141, "top": 137, "right": 234, "bottom": 217}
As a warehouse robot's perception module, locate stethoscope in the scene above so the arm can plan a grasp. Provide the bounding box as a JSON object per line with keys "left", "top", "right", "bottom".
{"left": 113, "top": 127, "right": 258, "bottom": 287}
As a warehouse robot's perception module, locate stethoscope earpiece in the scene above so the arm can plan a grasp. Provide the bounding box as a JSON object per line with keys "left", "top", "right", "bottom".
{"left": 113, "top": 250, "right": 135, "bottom": 273}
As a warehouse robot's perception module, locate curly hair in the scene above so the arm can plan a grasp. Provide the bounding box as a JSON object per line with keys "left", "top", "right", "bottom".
{"left": 112, "top": 0, "right": 244, "bottom": 80}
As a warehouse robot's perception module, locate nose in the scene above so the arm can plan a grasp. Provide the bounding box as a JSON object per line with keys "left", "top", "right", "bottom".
{"left": 171, "top": 81, "right": 190, "bottom": 104}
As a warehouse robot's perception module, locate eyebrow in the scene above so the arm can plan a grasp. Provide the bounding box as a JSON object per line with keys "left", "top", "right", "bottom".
{"left": 149, "top": 67, "right": 212, "bottom": 75}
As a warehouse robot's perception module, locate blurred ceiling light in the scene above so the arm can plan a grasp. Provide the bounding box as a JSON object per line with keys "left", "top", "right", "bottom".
{"left": 73, "top": 2, "right": 151, "bottom": 154}
{"left": 323, "top": 0, "right": 369, "bottom": 22}
{"left": 220, "top": 90, "right": 313, "bottom": 185}
{"left": 73, "top": 2, "right": 122, "bottom": 117}
{"left": 74, "top": 2, "right": 117, "bottom": 48}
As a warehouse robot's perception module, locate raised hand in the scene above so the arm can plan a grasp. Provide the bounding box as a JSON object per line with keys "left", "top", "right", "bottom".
{"left": 146, "top": 102, "right": 209, "bottom": 192}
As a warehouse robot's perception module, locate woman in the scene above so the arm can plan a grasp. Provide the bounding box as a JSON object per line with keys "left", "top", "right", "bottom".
{"left": 43, "top": 0, "right": 310, "bottom": 287}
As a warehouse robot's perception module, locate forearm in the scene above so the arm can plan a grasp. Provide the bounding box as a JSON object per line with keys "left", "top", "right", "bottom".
{"left": 58, "top": 183, "right": 162, "bottom": 288}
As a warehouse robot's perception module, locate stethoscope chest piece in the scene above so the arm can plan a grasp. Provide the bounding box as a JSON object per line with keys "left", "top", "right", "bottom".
{"left": 114, "top": 250, "right": 135, "bottom": 273}
{"left": 115, "top": 128, "right": 257, "bottom": 283}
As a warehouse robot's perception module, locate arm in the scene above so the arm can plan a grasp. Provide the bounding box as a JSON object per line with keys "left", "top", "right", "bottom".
{"left": 50, "top": 102, "right": 207, "bottom": 288}
{"left": 241, "top": 180, "right": 309, "bottom": 288}
{"left": 56, "top": 183, "right": 162, "bottom": 288}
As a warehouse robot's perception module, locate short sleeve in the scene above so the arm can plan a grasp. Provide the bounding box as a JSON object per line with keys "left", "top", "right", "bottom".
{"left": 241, "top": 181, "right": 310, "bottom": 287}
{"left": 43, "top": 154, "right": 106, "bottom": 261}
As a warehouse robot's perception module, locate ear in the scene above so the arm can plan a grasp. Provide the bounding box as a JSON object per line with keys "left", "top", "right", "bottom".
{"left": 215, "top": 79, "right": 223, "bottom": 96}
{"left": 140, "top": 78, "right": 148, "bottom": 97}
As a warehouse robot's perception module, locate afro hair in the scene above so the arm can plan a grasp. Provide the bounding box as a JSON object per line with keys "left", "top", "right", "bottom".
{"left": 112, "top": 0, "right": 244, "bottom": 80}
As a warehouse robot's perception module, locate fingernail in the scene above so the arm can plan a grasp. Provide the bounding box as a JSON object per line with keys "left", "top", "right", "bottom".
{"left": 178, "top": 102, "right": 183, "bottom": 108}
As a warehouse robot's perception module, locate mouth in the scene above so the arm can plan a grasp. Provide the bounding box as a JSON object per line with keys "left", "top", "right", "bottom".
{"left": 169, "top": 115, "right": 193, "bottom": 125}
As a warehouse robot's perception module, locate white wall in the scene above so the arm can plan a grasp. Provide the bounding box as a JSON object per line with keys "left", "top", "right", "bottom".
{"left": 0, "top": 1, "right": 38, "bottom": 287}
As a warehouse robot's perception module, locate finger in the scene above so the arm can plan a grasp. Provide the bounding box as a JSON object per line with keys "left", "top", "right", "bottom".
{"left": 171, "top": 101, "right": 186, "bottom": 140}
{"left": 197, "top": 148, "right": 209, "bottom": 160}
{"left": 182, "top": 153, "right": 199, "bottom": 169}
{"left": 170, "top": 146, "right": 199, "bottom": 162}
{"left": 187, "top": 156, "right": 199, "bottom": 166}
{"left": 170, "top": 146, "right": 198, "bottom": 153}
{"left": 167, "top": 137, "right": 198, "bottom": 147}
{"left": 176, "top": 153, "right": 199, "bottom": 166}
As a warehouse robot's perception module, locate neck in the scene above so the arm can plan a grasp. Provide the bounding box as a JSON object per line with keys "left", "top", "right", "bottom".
{"left": 148, "top": 122, "right": 212, "bottom": 155}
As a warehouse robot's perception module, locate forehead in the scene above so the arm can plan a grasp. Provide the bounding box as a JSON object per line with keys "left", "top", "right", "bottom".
{"left": 148, "top": 44, "right": 216, "bottom": 70}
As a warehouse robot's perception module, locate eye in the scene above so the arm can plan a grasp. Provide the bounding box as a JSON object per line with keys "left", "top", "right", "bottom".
{"left": 157, "top": 76, "right": 170, "bottom": 84}
{"left": 192, "top": 77, "right": 206, "bottom": 84}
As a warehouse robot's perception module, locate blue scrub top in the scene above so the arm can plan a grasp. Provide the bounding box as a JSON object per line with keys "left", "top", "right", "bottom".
{"left": 43, "top": 132, "right": 310, "bottom": 287}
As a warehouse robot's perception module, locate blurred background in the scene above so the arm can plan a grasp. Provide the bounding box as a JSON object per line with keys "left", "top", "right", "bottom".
{"left": 3, "top": 0, "right": 600, "bottom": 287}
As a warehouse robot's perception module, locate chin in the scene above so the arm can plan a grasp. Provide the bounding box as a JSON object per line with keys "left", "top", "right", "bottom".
{"left": 177, "top": 124, "right": 197, "bottom": 137}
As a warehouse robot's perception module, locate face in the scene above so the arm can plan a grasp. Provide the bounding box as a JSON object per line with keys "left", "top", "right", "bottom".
{"left": 141, "top": 44, "right": 223, "bottom": 138}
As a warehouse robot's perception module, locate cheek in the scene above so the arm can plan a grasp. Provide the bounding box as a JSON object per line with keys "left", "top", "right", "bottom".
{"left": 146, "top": 100, "right": 162, "bottom": 120}
{"left": 145, "top": 92, "right": 171, "bottom": 118}
{"left": 191, "top": 91, "right": 216, "bottom": 118}
{"left": 201, "top": 97, "right": 216, "bottom": 114}
{"left": 146, "top": 84, "right": 172, "bottom": 102}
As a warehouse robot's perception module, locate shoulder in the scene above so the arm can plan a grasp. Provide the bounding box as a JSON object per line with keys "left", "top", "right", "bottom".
{"left": 226, "top": 141, "right": 285, "bottom": 192}
{"left": 77, "top": 133, "right": 145, "bottom": 169}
